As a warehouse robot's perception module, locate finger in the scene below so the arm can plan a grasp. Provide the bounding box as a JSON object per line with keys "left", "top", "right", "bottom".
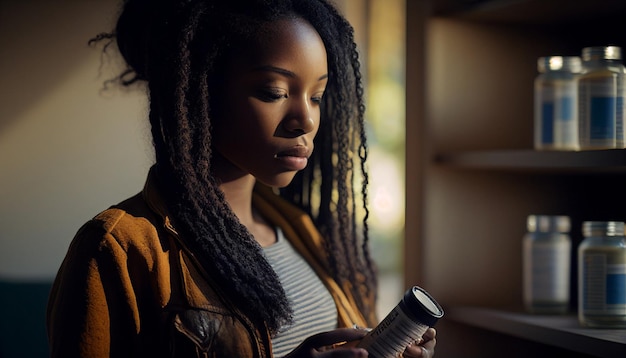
{"left": 401, "top": 344, "right": 422, "bottom": 358}
{"left": 317, "top": 347, "right": 369, "bottom": 358}
{"left": 423, "top": 328, "right": 436, "bottom": 341}
{"left": 422, "top": 337, "right": 436, "bottom": 351}
{"left": 413, "top": 328, "right": 436, "bottom": 347}
{"left": 304, "top": 328, "right": 369, "bottom": 348}
{"left": 407, "top": 345, "right": 430, "bottom": 358}
{"left": 416, "top": 329, "right": 436, "bottom": 358}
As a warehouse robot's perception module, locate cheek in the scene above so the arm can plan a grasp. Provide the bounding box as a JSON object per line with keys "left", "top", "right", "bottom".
{"left": 313, "top": 109, "right": 322, "bottom": 133}
{"left": 311, "top": 109, "right": 324, "bottom": 136}
{"left": 214, "top": 99, "right": 282, "bottom": 147}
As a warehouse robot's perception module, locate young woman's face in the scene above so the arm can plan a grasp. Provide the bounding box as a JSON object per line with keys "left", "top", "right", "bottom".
{"left": 212, "top": 17, "right": 328, "bottom": 188}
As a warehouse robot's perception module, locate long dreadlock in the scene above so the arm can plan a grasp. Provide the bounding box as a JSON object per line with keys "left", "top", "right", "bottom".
{"left": 96, "top": 0, "right": 377, "bottom": 333}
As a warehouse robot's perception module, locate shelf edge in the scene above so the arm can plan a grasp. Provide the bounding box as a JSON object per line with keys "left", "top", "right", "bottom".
{"left": 434, "top": 149, "right": 626, "bottom": 172}
{"left": 446, "top": 306, "right": 626, "bottom": 357}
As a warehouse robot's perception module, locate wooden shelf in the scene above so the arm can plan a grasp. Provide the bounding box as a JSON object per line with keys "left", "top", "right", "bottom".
{"left": 434, "top": 0, "right": 626, "bottom": 25}
{"left": 406, "top": 0, "right": 626, "bottom": 355}
{"left": 434, "top": 149, "right": 626, "bottom": 172}
{"left": 447, "top": 306, "right": 626, "bottom": 358}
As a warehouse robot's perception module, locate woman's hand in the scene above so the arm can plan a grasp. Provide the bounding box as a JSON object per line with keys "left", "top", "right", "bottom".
{"left": 402, "top": 328, "right": 437, "bottom": 358}
{"left": 283, "top": 328, "right": 369, "bottom": 357}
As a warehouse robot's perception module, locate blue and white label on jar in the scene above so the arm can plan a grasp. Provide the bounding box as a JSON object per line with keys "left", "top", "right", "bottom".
{"left": 582, "top": 254, "right": 626, "bottom": 315}
{"left": 617, "top": 95, "right": 624, "bottom": 145}
{"left": 579, "top": 79, "right": 620, "bottom": 144}
{"left": 559, "top": 96, "right": 576, "bottom": 122}
{"left": 607, "top": 264, "right": 626, "bottom": 304}
{"left": 528, "top": 243, "right": 570, "bottom": 302}
{"left": 540, "top": 101, "right": 555, "bottom": 144}
{"left": 536, "top": 86, "right": 556, "bottom": 145}
{"left": 536, "top": 80, "right": 579, "bottom": 149}
{"left": 589, "top": 97, "right": 617, "bottom": 140}
{"left": 555, "top": 82, "right": 579, "bottom": 149}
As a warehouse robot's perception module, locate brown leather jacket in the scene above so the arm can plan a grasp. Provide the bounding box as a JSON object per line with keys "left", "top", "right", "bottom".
{"left": 47, "top": 167, "right": 371, "bottom": 357}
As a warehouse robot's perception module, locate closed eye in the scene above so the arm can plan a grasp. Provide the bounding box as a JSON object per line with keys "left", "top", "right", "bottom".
{"left": 256, "top": 88, "right": 288, "bottom": 102}
{"left": 311, "top": 94, "right": 324, "bottom": 104}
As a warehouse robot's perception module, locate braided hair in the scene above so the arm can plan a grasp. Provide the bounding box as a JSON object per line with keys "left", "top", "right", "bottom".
{"left": 95, "top": 0, "right": 377, "bottom": 333}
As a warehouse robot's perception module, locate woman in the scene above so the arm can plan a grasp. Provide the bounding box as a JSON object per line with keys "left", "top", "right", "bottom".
{"left": 46, "top": 0, "right": 436, "bottom": 357}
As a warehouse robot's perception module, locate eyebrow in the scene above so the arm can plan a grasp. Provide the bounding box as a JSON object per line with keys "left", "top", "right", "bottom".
{"left": 253, "top": 65, "right": 328, "bottom": 81}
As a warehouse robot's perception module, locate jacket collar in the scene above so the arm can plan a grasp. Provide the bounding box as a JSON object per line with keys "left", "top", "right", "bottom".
{"left": 142, "top": 165, "right": 178, "bottom": 234}
{"left": 140, "top": 165, "right": 370, "bottom": 327}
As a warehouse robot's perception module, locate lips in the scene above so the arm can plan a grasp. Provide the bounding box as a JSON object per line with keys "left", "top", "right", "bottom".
{"left": 275, "top": 145, "right": 310, "bottom": 158}
{"left": 274, "top": 145, "right": 310, "bottom": 171}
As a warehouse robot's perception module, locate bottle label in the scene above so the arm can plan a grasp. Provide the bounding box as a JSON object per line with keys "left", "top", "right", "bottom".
{"left": 589, "top": 97, "right": 616, "bottom": 139}
{"left": 579, "top": 78, "right": 621, "bottom": 145}
{"left": 556, "top": 83, "right": 578, "bottom": 148}
{"left": 618, "top": 96, "right": 624, "bottom": 146}
{"left": 536, "top": 81, "right": 578, "bottom": 148}
{"left": 556, "top": 96, "right": 578, "bottom": 148}
{"left": 358, "top": 304, "right": 428, "bottom": 357}
{"left": 582, "top": 254, "right": 626, "bottom": 315}
{"left": 559, "top": 96, "right": 575, "bottom": 122}
{"left": 525, "top": 242, "right": 570, "bottom": 302}
{"left": 540, "top": 101, "right": 555, "bottom": 144}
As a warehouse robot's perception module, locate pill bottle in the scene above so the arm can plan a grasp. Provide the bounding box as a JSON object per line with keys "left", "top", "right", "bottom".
{"left": 578, "top": 46, "right": 625, "bottom": 149}
{"left": 534, "top": 56, "right": 581, "bottom": 150}
{"left": 578, "top": 221, "right": 626, "bottom": 328}
{"left": 358, "top": 286, "right": 443, "bottom": 358}
{"left": 523, "top": 215, "right": 572, "bottom": 314}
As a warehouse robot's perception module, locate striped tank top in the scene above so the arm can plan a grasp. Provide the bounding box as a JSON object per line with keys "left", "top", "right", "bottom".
{"left": 263, "top": 227, "right": 338, "bottom": 357}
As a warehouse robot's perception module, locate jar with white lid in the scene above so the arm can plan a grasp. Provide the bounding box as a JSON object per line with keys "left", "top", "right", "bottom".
{"left": 534, "top": 56, "right": 581, "bottom": 150}
{"left": 578, "top": 46, "right": 625, "bottom": 149}
{"left": 523, "top": 215, "right": 572, "bottom": 314}
{"left": 578, "top": 221, "right": 626, "bottom": 328}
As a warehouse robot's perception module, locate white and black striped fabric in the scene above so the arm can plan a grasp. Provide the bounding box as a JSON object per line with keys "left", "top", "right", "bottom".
{"left": 263, "top": 228, "right": 338, "bottom": 357}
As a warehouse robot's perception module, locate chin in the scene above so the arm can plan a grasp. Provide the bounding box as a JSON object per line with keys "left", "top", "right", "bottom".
{"left": 257, "top": 172, "right": 298, "bottom": 189}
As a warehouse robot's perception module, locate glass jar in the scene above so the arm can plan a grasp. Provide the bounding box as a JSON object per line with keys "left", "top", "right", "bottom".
{"left": 523, "top": 215, "right": 571, "bottom": 314}
{"left": 578, "top": 46, "right": 625, "bottom": 149}
{"left": 357, "top": 286, "right": 443, "bottom": 357}
{"left": 534, "top": 56, "right": 581, "bottom": 150}
{"left": 578, "top": 221, "right": 626, "bottom": 328}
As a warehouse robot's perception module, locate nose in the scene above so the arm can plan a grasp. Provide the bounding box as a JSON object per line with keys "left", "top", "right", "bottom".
{"left": 282, "top": 97, "right": 316, "bottom": 135}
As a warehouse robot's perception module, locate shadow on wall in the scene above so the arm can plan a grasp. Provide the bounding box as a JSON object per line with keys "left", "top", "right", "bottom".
{"left": 0, "top": 1, "right": 122, "bottom": 132}
{"left": 0, "top": 280, "right": 52, "bottom": 358}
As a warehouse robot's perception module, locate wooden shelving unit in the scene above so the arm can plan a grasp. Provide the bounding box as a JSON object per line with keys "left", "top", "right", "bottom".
{"left": 447, "top": 307, "right": 626, "bottom": 357}
{"left": 436, "top": 149, "right": 626, "bottom": 172}
{"left": 405, "top": 0, "right": 626, "bottom": 356}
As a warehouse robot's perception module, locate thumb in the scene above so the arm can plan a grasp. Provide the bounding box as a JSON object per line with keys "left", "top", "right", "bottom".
{"left": 303, "top": 328, "right": 368, "bottom": 348}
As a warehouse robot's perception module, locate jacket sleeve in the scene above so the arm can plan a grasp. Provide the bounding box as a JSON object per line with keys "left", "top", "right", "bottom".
{"left": 47, "top": 217, "right": 142, "bottom": 358}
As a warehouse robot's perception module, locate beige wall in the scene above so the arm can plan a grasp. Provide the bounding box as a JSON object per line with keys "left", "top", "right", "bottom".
{"left": 0, "top": 0, "right": 153, "bottom": 280}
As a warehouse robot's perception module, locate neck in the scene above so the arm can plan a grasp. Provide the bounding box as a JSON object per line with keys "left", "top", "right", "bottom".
{"left": 211, "top": 152, "right": 256, "bottom": 225}
{"left": 220, "top": 175, "right": 276, "bottom": 247}
{"left": 213, "top": 153, "right": 277, "bottom": 247}
{"left": 219, "top": 175, "right": 257, "bottom": 226}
